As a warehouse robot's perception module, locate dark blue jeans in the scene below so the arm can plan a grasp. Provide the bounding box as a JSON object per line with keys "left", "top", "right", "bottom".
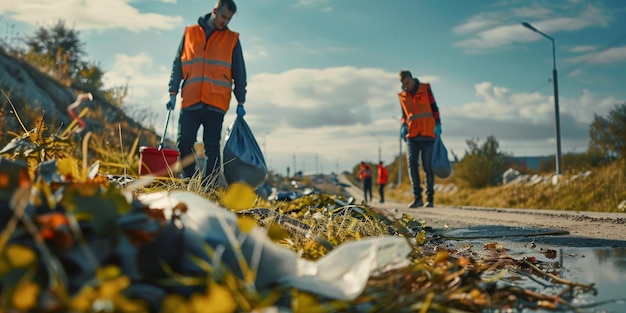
{"left": 363, "top": 177, "right": 373, "bottom": 203}
{"left": 406, "top": 138, "right": 435, "bottom": 200}
{"left": 378, "top": 183, "right": 386, "bottom": 202}
{"left": 177, "top": 106, "right": 225, "bottom": 182}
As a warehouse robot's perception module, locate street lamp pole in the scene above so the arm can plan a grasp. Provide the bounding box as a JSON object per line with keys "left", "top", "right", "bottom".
{"left": 292, "top": 145, "right": 300, "bottom": 177}
{"left": 370, "top": 133, "right": 382, "bottom": 162}
{"left": 522, "top": 22, "right": 563, "bottom": 176}
{"left": 262, "top": 132, "right": 270, "bottom": 160}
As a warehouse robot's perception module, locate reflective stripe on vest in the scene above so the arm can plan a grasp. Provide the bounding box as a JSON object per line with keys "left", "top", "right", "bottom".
{"left": 408, "top": 112, "right": 434, "bottom": 121}
{"left": 398, "top": 83, "right": 436, "bottom": 138}
{"left": 180, "top": 25, "right": 239, "bottom": 111}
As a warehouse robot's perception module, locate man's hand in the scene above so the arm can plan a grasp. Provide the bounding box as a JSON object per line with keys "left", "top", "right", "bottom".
{"left": 236, "top": 104, "right": 246, "bottom": 117}
{"left": 400, "top": 123, "right": 408, "bottom": 141}
{"left": 166, "top": 94, "right": 176, "bottom": 110}
{"left": 434, "top": 124, "right": 442, "bottom": 136}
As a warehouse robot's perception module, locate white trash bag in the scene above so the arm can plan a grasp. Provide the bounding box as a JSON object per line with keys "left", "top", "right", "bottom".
{"left": 136, "top": 191, "right": 412, "bottom": 300}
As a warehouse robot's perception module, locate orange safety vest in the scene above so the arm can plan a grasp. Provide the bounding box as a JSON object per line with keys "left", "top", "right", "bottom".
{"left": 180, "top": 25, "right": 239, "bottom": 111}
{"left": 377, "top": 165, "right": 388, "bottom": 185}
{"left": 359, "top": 165, "right": 372, "bottom": 180}
{"left": 398, "top": 83, "right": 436, "bottom": 138}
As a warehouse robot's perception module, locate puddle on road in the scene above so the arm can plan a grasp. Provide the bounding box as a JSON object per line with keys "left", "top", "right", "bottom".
{"left": 435, "top": 226, "right": 626, "bottom": 312}
{"left": 556, "top": 247, "right": 626, "bottom": 312}
{"left": 441, "top": 225, "right": 569, "bottom": 239}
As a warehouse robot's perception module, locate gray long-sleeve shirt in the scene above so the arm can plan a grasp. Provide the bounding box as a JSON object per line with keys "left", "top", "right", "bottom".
{"left": 168, "top": 13, "right": 247, "bottom": 111}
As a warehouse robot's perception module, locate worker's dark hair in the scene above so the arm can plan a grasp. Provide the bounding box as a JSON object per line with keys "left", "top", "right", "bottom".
{"left": 399, "top": 70, "right": 413, "bottom": 81}
{"left": 216, "top": 0, "right": 237, "bottom": 13}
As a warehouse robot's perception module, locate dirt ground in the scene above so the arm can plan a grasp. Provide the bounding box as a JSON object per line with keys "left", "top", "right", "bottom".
{"left": 338, "top": 174, "right": 626, "bottom": 247}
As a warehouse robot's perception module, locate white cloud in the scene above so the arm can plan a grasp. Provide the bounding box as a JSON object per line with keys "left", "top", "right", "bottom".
{"left": 101, "top": 52, "right": 172, "bottom": 129}
{"left": 454, "top": 24, "right": 533, "bottom": 52}
{"left": 453, "top": 82, "right": 550, "bottom": 123}
{"left": 567, "top": 68, "right": 583, "bottom": 77}
{"left": 453, "top": 3, "right": 611, "bottom": 53}
{"left": 0, "top": 0, "right": 182, "bottom": 32}
{"left": 452, "top": 17, "right": 498, "bottom": 35}
{"left": 511, "top": 7, "right": 552, "bottom": 18}
{"left": 244, "top": 46, "right": 269, "bottom": 61}
{"left": 569, "top": 45, "right": 596, "bottom": 53}
{"left": 293, "top": 0, "right": 332, "bottom": 12}
{"left": 565, "top": 46, "right": 626, "bottom": 64}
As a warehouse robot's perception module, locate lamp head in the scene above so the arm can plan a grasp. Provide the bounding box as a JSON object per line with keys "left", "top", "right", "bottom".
{"left": 522, "top": 22, "right": 538, "bottom": 32}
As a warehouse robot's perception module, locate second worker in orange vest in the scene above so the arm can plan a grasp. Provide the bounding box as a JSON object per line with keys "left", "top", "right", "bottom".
{"left": 398, "top": 70, "right": 442, "bottom": 208}
{"left": 167, "top": 0, "right": 247, "bottom": 186}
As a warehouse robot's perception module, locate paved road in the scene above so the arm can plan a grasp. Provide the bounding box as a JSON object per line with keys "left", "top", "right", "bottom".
{"left": 338, "top": 174, "right": 626, "bottom": 247}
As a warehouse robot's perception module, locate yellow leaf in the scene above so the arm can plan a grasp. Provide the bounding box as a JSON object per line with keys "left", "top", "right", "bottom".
{"left": 5, "top": 244, "right": 36, "bottom": 268}
{"left": 161, "top": 294, "right": 190, "bottom": 313}
{"left": 293, "top": 291, "right": 326, "bottom": 313}
{"left": 96, "top": 265, "right": 121, "bottom": 280}
{"left": 112, "top": 295, "right": 148, "bottom": 312}
{"left": 415, "top": 229, "right": 426, "bottom": 245}
{"left": 267, "top": 223, "right": 290, "bottom": 242}
{"left": 99, "top": 276, "right": 130, "bottom": 298}
{"left": 71, "top": 286, "right": 96, "bottom": 312}
{"left": 57, "top": 158, "right": 79, "bottom": 180}
{"left": 190, "top": 285, "right": 237, "bottom": 313}
{"left": 434, "top": 250, "right": 449, "bottom": 264}
{"left": 11, "top": 281, "right": 40, "bottom": 311}
{"left": 205, "top": 283, "right": 237, "bottom": 313}
{"left": 237, "top": 216, "right": 258, "bottom": 233}
{"left": 221, "top": 182, "right": 257, "bottom": 211}
{"left": 189, "top": 292, "right": 213, "bottom": 313}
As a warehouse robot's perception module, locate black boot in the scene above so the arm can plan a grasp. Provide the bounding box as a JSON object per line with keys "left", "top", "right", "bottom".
{"left": 408, "top": 197, "right": 424, "bottom": 208}
{"left": 425, "top": 196, "right": 434, "bottom": 208}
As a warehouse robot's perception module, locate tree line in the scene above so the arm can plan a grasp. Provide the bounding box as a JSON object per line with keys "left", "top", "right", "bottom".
{"left": 2, "top": 20, "right": 128, "bottom": 108}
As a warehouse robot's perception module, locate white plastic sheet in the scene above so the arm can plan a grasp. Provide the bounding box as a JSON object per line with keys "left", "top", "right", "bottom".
{"left": 282, "top": 236, "right": 412, "bottom": 299}
{"left": 137, "top": 191, "right": 412, "bottom": 300}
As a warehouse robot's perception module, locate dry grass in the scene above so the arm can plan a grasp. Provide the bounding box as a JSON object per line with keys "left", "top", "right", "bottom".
{"left": 385, "top": 160, "right": 626, "bottom": 212}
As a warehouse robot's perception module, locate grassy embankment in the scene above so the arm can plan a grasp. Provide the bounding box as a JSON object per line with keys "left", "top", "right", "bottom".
{"left": 380, "top": 160, "right": 626, "bottom": 212}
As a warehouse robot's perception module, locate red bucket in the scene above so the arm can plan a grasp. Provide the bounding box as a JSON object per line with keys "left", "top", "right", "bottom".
{"left": 138, "top": 146, "right": 179, "bottom": 177}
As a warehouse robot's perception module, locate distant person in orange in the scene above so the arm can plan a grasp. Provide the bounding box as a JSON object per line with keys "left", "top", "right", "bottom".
{"left": 358, "top": 161, "right": 373, "bottom": 203}
{"left": 377, "top": 161, "right": 388, "bottom": 203}
{"left": 398, "top": 70, "right": 442, "bottom": 208}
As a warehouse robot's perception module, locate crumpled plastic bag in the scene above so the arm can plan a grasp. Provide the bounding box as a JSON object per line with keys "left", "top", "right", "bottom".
{"left": 282, "top": 236, "right": 411, "bottom": 299}
{"left": 135, "top": 191, "right": 412, "bottom": 300}
{"left": 223, "top": 115, "right": 267, "bottom": 188}
{"left": 432, "top": 136, "right": 452, "bottom": 179}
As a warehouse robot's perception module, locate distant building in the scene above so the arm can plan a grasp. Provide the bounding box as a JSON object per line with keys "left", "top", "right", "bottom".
{"left": 506, "top": 156, "right": 552, "bottom": 171}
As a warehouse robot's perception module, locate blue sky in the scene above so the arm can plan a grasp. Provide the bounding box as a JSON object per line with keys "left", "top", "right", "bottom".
{"left": 2, "top": 0, "right": 626, "bottom": 175}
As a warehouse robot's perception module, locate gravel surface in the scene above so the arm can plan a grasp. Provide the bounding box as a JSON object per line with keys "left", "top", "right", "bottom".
{"left": 338, "top": 174, "right": 626, "bottom": 247}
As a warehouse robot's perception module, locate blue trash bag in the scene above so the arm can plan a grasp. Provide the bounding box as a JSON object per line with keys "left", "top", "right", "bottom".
{"left": 223, "top": 115, "right": 267, "bottom": 188}
{"left": 432, "top": 136, "right": 452, "bottom": 179}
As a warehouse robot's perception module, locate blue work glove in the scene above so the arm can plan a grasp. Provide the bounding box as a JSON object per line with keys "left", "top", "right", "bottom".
{"left": 434, "top": 124, "right": 442, "bottom": 137}
{"left": 400, "top": 123, "right": 408, "bottom": 141}
{"left": 166, "top": 94, "right": 176, "bottom": 110}
{"left": 236, "top": 104, "right": 246, "bottom": 117}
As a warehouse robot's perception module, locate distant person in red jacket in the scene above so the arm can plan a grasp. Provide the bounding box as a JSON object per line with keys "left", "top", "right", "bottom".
{"left": 358, "top": 161, "right": 373, "bottom": 203}
{"left": 377, "top": 161, "right": 388, "bottom": 203}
